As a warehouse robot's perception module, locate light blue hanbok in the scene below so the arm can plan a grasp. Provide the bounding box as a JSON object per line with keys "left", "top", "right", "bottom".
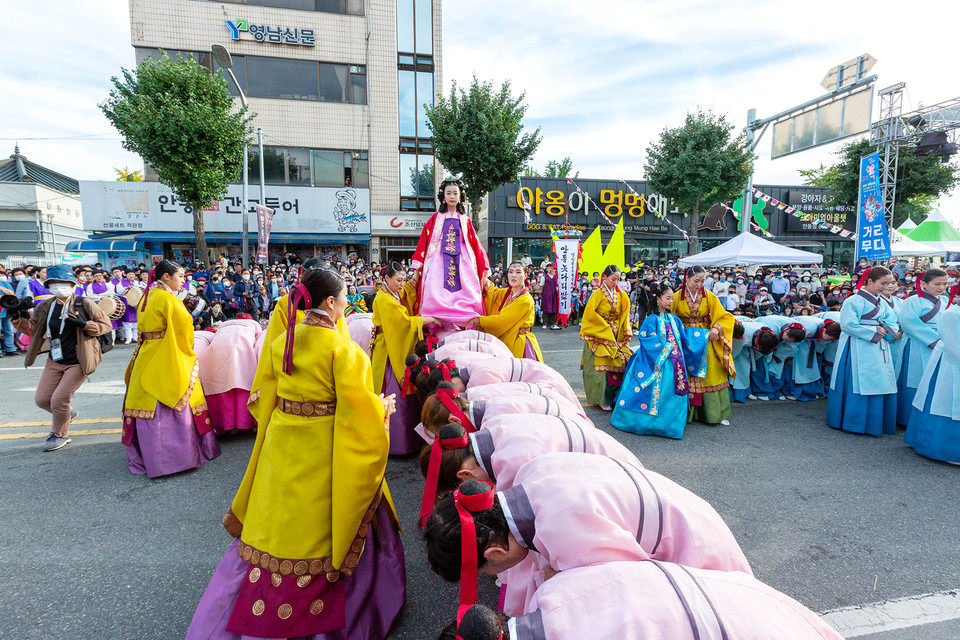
{"left": 750, "top": 316, "right": 793, "bottom": 399}
{"left": 827, "top": 290, "right": 899, "bottom": 436}
{"left": 730, "top": 317, "right": 763, "bottom": 403}
{"left": 785, "top": 315, "right": 833, "bottom": 402}
{"left": 611, "top": 311, "right": 708, "bottom": 439}
{"left": 905, "top": 303, "right": 960, "bottom": 463}
{"left": 895, "top": 291, "right": 947, "bottom": 425}
{"left": 815, "top": 311, "right": 841, "bottom": 385}
{"left": 881, "top": 295, "right": 905, "bottom": 375}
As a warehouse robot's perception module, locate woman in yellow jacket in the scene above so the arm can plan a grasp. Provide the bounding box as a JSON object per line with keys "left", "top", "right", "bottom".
{"left": 186, "top": 267, "right": 405, "bottom": 640}
{"left": 122, "top": 260, "right": 220, "bottom": 477}
{"left": 580, "top": 264, "right": 633, "bottom": 410}
{"left": 467, "top": 261, "right": 543, "bottom": 361}
{"left": 371, "top": 261, "right": 438, "bottom": 454}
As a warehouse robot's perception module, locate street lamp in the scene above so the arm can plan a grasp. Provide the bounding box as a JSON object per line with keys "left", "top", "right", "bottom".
{"left": 212, "top": 44, "right": 250, "bottom": 268}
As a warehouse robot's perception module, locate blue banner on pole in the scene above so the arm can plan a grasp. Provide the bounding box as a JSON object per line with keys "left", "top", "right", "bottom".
{"left": 856, "top": 152, "right": 891, "bottom": 262}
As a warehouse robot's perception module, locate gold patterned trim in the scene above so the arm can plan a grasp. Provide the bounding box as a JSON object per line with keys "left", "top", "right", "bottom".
{"left": 173, "top": 362, "right": 201, "bottom": 413}
{"left": 191, "top": 402, "right": 208, "bottom": 416}
{"left": 247, "top": 389, "right": 260, "bottom": 405}
{"left": 278, "top": 397, "right": 336, "bottom": 417}
{"left": 233, "top": 491, "right": 379, "bottom": 576}
{"left": 302, "top": 312, "right": 336, "bottom": 330}
{"left": 689, "top": 379, "right": 730, "bottom": 394}
{"left": 123, "top": 408, "right": 156, "bottom": 419}
{"left": 223, "top": 509, "right": 243, "bottom": 538}
{"left": 140, "top": 330, "right": 166, "bottom": 341}
{"left": 580, "top": 335, "right": 622, "bottom": 348}
{"left": 594, "top": 364, "right": 627, "bottom": 373}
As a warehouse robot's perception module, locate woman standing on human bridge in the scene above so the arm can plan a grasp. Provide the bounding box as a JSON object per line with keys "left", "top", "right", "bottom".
{"left": 466, "top": 261, "right": 543, "bottom": 361}
{"left": 579, "top": 264, "right": 633, "bottom": 411}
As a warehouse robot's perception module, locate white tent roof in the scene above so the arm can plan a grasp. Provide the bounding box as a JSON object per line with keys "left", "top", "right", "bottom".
{"left": 677, "top": 233, "right": 824, "bottom": 267}
{"left": 897, "top": 218, "right": 917, "bottom": 232}
{"left": 889, "top": 229, "right": 942, "bottom": 257}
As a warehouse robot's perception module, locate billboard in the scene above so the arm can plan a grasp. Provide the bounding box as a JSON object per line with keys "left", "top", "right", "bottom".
{"left": 786, "top": 190, "right": 857, "bottom": 234}
{"left": 79, "top": 182, "right": 370, "bottom": 235}
{"left": 771, "top": 87, "right": 873, "bottom": 159}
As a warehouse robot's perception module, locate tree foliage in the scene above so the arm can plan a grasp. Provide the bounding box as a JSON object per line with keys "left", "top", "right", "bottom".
{"left": 644, "top": 111, "right": 754, "bottom": 254}
{"left": 523, "top": 157, "right": 579, "bottom": 179}
{"left": 100, "top": 52, "right": 253, "bottom": 264}
{"left": 800, "top": 137, "right": 959, "bottom": 228}
{"left": 114, "top": 166, "right": 144, "bottom": 182}
{"left": 426, "top": 75, "right": 542, "bottom": 229}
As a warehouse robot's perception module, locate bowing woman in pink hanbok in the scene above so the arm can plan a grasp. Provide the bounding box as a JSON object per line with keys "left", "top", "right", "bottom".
{"left": 411, "top": 178, "right": 491, "bottom": 331}
{"left": 197, "top": 318, "right": 262, "bottom": 433}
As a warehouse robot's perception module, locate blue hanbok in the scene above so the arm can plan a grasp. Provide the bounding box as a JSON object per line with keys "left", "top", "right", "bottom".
{"left": 750, "top": 316, "right": 792, "bottom": 400}
{"left": 895, "top": 291, "right": 947, "bottom": 425}
{"left": 611, "top": 311, "right": 708, "bottom": 439}
{"left": 881, "top": 294, "right": 906, "bottom": 377}
{"left": 827, "top": 290, "right": 899, "bottom": 436}
{"left": 781, "top": 316, "right": 825, "bottom": 402}
{"left": 905, "top": 303, "right": 960, "bottom": 463}
{"left": 730, "top": 317, "right": 763, "bottom": 404}
{"left": 815, "top": 311, "right": 841, "bottom": 385}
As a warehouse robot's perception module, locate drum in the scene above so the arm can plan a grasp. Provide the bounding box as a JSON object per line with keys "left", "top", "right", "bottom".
{"left": 182, "top": 294, "right": 206, "bottom": 318}
{"left": 97, "top": 295, "right": 126, "bottom": 320}
{"left": 123, "top": 286, "right": 143, "bottom": 308}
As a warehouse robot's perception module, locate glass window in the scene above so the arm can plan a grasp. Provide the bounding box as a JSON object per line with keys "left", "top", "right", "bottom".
{"left": 416, "top": 155, "right": 434, "bottom": 197}
{"left": 397, "top": 0, "right": 415, "bottom": 53}
{"left": 400, "top": 154, "right": 417, "bottom": 197}
{"left": 414, "top": 0, "right": 433, "bottom": 55}
{"left": 246, "top": 56, "right": 318, "bottom": 100}
{"left": 247, "top": 148, "right": 289, "bottom": 185}
{"left": 286, "top": 148, "right": 312, "bottom": 185}
{"left": 398, "top": 54, "right": 415, "bottom": 66}
{"left": 352, "top": 152, "right": 369, "bottom": 188}
{"left": 349, "top": 66, "right": 366, "bottom": 104}
{"left": 313, "top": 150, "right": 345, "bottom": 186}
{"left": 319, "top": 63, "right": 348, "bottom": 102}
{"left": 398, "top": 70, "right": 417, "bottom": 137}
{"left": 215, "top": 0, "right": 363, "bottom": 14}
{"left": 345, "top": 0, "right": 364, "bottom": 15}
{"left": 416, "top": 71, "right": 433, "bottom": 137}
{"left": 213, "top": 55, "right": 246, "bottom": 97}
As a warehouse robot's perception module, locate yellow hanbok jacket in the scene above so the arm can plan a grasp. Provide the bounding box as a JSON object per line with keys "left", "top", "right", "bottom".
{"left": 580, "top": 285, "right": 633, "bottom": 372}
{"left": 226, "top": 312, "right": 396, "bottom": 575}
{"left": 671, "top": 288, "right": 736, "bottom": 392}
{"left": 371, "top": 283, "right": 422, "bottom": 392}
{"left": 249, "top": 294, "right": 350, "bottom": 426}
{"left": 476, "top": 286, "right": 543, "bottom": 361}
{"left": 123, "top": 286, "right": 206, "bottom": 419}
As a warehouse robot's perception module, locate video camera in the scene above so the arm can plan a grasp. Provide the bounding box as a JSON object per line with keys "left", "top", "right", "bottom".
{"left": 1, "top": 295, "right": 34, "bottom": 321}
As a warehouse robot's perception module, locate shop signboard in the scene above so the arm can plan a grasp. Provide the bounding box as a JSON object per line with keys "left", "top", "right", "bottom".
{"left": 786, "top": 190, "right": 857, "bottom": 234}
{"left": 371, "top": 211, "right": 433, "bottom": 236}
{"left": 79, "top": 182, "right": 370, "bottom": 236}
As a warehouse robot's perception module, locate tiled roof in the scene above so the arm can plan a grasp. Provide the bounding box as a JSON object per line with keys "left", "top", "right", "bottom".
{"left": 0, "top": 145, "right": 80, "bottom": 194}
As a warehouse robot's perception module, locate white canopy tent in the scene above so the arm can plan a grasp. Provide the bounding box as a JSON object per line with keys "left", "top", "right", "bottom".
{"left": 677, "top": 233, "right": 823, "bottom": 267}
{"left": 889, "top": 229, "right": 941, "bottom": 257}
{"left": 897, "top": 218, "right": 917, "bottom": 233}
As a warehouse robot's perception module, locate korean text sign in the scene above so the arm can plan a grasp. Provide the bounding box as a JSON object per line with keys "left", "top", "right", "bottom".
{"left": 855, "top": 152, "right": 891, "bottom": 261}
{"left": 553, "top": 238, "right": 579, "bottom": 315}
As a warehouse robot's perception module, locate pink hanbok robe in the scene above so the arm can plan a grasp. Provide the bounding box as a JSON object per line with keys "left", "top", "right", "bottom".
{"left": 430, "top": 337, "right": 514, "bottom": 360}
{"left": 511, "top": 561, "right": 842, "bottom": 639}
{"left": 412, "top": 210, "right": 489, "bottom": 329}
{"left": 439, "top": 329, "right": 507, "bottom": 347}
{"left": 500, "top": 453, "right": 751, "bottom": 576}
{"left": 464, "top": 382, "right": 586, "bottom": 418}
{"left": 193, "top": 331, "right": 215, "bottom": 358}
{"left": 197, "top": 319, "right": 261, "bottom": 433}
{"left": 459, "top": 358, "right": 581, "bottom": 408}
{"left": 345, "top": 312, "right": 374, "bottom": 355}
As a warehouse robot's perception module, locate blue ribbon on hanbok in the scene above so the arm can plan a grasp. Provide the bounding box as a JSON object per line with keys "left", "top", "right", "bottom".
{"left": 440, "top": 217, "right": 462, "bottom": 293}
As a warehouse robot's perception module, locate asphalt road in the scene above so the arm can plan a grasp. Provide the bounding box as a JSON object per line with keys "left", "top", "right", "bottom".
{"left": 0, "top": 327, "right": 958, "bottom": 639}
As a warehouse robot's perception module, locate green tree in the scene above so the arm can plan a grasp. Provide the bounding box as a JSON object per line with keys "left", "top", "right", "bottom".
{"left": 644, "top": 111, "right": 754, "bottom": 254}
{"left": 523, "top": 157, "right": 579, "bottom": 179}
{"left": 100, "top": 51, "right": 253, "bottom": 264}
{"left": 426, "top": 75, "right": 542, "bottom": 229}
{"left": 800, "top": 138, "right": 959, "bottom": 228}
{"left": 114, "top": 166, "right": 144, "bottom": 181}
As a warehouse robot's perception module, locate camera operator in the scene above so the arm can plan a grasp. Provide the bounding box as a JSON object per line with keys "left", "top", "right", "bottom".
{"left": 23, "top": 265, "right": 112, "bottom": 452}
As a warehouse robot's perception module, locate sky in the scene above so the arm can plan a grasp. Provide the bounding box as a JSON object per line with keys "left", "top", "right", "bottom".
{"left": 2, "top": 0, "right": 958, "bottom": 218}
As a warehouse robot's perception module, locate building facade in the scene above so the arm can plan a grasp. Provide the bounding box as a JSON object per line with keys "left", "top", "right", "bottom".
{"left": 113, "top": 0, "right": 441, "bottom": 264}
{"left": 488, "top": 178, "right": 857, "bottom": 268}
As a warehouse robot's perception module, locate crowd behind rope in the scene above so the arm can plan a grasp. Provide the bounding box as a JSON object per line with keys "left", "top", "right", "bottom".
{"left": 3, "top": 236, "right": 958, "bottom": 637}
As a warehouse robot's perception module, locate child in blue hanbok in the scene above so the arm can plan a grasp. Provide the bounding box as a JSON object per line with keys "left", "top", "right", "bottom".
{"left": 815, "top": 311, "right": 841, "bottom": 385}
{"left": 745, "top": 325, "right": 780, "bottom": 400}
{"left": 896, "top": 269, "right": 949, "bottom": 426}
{"left": 879, "top": 278, "right": 906, "bottom": 380}
{"left": 611, "top": 282, "right": 707, "bottom": 439}
{"left": 785, "top": 316, "right": 840, "bottom": 402}
{"left": 906, "top": 288, "right": 960, "bottom": 464}
{"left": 750, "top": 316, "right": 802, "bottom": 400}
{"left": 827, "top": 267, "right": 900, "bottom": 436}
{"left": 730, "top": 318, "right": 762, "bottom": 403}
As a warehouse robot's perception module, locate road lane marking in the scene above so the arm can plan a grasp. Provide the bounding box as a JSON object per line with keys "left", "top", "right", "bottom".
{"left": 821, "top": 589, "right": 960, "bottom": 637}
{"left": 0, "top": 428, "right": 122, "bottom": 440}
{"left": 0, "top": 418, "right": 121, "bottom": 429}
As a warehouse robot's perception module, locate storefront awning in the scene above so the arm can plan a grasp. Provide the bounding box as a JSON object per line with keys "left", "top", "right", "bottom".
{"left": 133, "top": 233, "right": 369, "bottom": 245}
{"left": 64, "top": 240, "right": 144, "bottom": 252}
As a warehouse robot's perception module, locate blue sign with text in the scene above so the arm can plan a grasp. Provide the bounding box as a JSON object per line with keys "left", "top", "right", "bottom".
{"left": 856, "top": 152, "right": 891, "bottom": 261}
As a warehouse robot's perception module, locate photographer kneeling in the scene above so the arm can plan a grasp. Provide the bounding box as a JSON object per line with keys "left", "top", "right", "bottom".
{"left": 24, "top": 265, "right": 112, "bottom": 452}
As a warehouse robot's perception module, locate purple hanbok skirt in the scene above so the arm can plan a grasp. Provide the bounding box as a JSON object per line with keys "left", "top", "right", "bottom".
{"left": 522, "top": 339, "right": 540, "bottom": 362}
{"left": 207, "top": 389, "right": 257, "bottom": 434}
{"left": 384, "top": 358, "right": 422, "bottom": 455}
{"left": 125, "top": 402, "right": 221, "bottom": 478}
{"left": 185, "top": 501, "right": 406, "bottom": 640}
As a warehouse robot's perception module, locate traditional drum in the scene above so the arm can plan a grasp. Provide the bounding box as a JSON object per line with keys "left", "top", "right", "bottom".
{"left": 97, "top": 295, "right": 127, "bottom": 320}
{"left": 182, "top": 294, "right": 206, "bottom": 318}
{"left": 123, "top": 285, "right": 143, "bottom": 308}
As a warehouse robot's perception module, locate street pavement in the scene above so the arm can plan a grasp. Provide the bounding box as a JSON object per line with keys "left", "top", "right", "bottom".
{"left": 0, "top": 326, "right": 958, "bottom": 639}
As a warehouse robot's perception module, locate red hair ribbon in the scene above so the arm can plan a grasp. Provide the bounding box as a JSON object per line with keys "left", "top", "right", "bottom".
{"left": 437, "top": 359, "right": 458, "bottom": 383}
{"left": 401, "top": 356, "right": 422, "bottom": 397}
{"left": 281, "top": 283, "right": 312, "bottom": 375}
{"left": 424, "top": 335, "right": 440, "bottom": 353}
{"left": 815, "top": 319, "right": 836, "bottom": 342}
{"left": 139, "top": 268, "right": 157, "bottom": 312}
{"left": 455, "top": 606, "right": 503, "bottom": 640}
{"left": 436, "top": 386, "right": 474, "bottom": 432}
{"left": 454, "top": 481, "right": 496, "bottom": 619}
{"left": 854, "top": 269, "right": 871, "bottom": 290}
{"left": 753, "top": 328, "right": 774, "bottom": 353}
{"left": 949, "top": 283, "right": 960, "bottom": 308}
{"left": 916, "top": 271, "right": 925, "bottom": 297}
{"left": 781, "top": 322, "right": 805, "bottom": 340}
{"left": 418, "top": 429, "right": 471, "bottom": 527}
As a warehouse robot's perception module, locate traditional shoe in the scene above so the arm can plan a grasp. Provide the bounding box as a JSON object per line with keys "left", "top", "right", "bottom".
{"left": 747, "top": 394, "right": 758, "bottom": 400}
{"left": 719, "top": 419, "right": 731, "bottom": 426}
{"left": 599, "top": 404, "right": 613, "bottom": 411}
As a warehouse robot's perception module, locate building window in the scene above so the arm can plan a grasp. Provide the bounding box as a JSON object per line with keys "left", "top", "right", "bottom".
{"left": 399, "top": 154, "right": 435, "bottom": 211}
{"left": 397, "top": 0, "right": 432, "bottom": 55}
{"left": 246, "top": 146, "right": 368, "bottom": 187}
{"left": 212, "top": 0, "right": 363, "bottom": 16}
{"left": 135, "top": 48, "right": 366, "bottom": 105}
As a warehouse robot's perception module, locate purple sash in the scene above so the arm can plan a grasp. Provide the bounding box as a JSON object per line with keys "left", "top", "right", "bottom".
{"left": 440, "top": 217, "right": 462, "bottom": 293}
{"left": 664, "top": 321, "right": 687, "bottom": 396}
